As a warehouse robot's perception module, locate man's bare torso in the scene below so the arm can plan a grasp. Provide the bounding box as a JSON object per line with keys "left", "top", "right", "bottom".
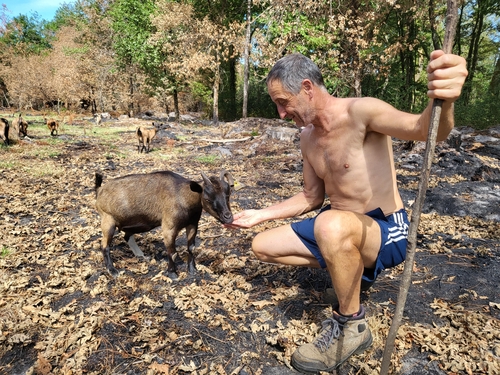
{"left": 301, "top": 97, "right": 404, "bottom": 216}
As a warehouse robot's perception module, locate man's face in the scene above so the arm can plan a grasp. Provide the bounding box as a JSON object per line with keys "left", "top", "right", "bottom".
{"left": 267, "top": 79, "right": 311, "bottom": 127}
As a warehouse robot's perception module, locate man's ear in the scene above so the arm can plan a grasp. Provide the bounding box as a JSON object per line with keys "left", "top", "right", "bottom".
{"left": 302, "top": 79, "right": 314, "bottom": 98}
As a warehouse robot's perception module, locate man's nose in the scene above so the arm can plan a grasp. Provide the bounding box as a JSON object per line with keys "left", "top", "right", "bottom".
{"left": 277, "top": 105, "right": 287, "bottom": 119}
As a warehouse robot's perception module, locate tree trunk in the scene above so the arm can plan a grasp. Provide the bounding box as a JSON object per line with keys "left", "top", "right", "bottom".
{"left": 128, "top": 73, "right": 135, "bottom": 115}
{"left": 457, "top": 2, "right": 465, "bottom": 56}
{"left": 228, "top": 53, "right": 237, "bottom": 121}
{"left": 242, "top": 0, "right": 252, "bottom": 118}
{"left": 174, "top": 88, "right": 179, "bottom": 120}
{"left": 463, "top": 2, "right": 485, "bottom": 104}
{"left": 406, "top": 19, "right": 416, "bottom": 111}
{"left": 213, "top": 62, "right": 220, "bottom": 125}
{"left": 489, "top": 55, "right": 500, "bottom": 97}
{"left": 429, "top": 0, "right": 441, "bottom": 50}
{"left": 398, "top": 13, "right": 417, "bottom": 111}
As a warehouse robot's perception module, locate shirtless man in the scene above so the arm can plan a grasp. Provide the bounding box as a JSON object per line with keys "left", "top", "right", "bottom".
{"left": 226, "top": 50, "right": 468, "bottom": 373}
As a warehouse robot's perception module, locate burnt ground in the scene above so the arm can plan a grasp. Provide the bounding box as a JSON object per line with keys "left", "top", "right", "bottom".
{"left": 0, "top": 114, "right": 499, "bottom": 375}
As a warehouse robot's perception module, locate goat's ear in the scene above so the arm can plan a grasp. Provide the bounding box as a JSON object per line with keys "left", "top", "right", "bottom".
{"left": 201, "top": 172, "right": 212, "bottom": 186}
{"left": 190, "top": 181, "right": 203, "bottom": 194}
{"left": 220, "top": 170, "right": 234, "bottom": 188}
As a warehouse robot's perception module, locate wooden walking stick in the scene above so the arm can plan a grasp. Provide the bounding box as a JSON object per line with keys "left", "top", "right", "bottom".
{"left": 379, "top": 1, "right": 459, "bottom": 374}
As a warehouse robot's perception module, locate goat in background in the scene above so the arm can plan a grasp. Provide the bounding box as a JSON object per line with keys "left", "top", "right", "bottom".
{"left": 95, "top": 113, "right": 102, "bottom": 126}
{"left": 45, "top": 118, "right": 59, "bottom": 136}
{"left": 12, "top": 114, "right": 28, "bottom": 137}
{"left": 136, "top": 124, "right": 157, "bottom": 153}
{"left": 0, "top": 118, "right": 9, "bottom": 145}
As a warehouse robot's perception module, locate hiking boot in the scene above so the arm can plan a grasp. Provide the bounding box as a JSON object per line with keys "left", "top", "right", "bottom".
{"left": 291, "top": 305, "right": 373, "bottom": 374}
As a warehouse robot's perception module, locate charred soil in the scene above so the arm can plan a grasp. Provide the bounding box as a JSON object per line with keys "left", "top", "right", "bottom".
{"left": 0, "top": 115, "right": 499, "bottom": 375}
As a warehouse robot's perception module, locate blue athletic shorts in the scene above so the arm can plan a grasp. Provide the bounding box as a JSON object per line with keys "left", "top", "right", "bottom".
{"left": 290, "top": 206, "right": 409, "bottom": 283}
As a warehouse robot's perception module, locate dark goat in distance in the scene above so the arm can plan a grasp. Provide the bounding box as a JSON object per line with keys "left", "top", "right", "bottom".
{"left": 45, "top": 118, "right": 59, "bottom": 136}
{"left": 12, "top": 114, "right": 28, "bottom": 137}
{"left": 136, "top": 124, "right": 157, "bottom": 153}
{"left": 0, "top": 118, "right": 9, "bottom": 145}
{"left": 95, "top": 170, "right": 234, "bottom": 278}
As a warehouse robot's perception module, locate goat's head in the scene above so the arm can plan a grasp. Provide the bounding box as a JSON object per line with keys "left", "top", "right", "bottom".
{"left": 200, "top": 170, "right": 234, "bottom": 224}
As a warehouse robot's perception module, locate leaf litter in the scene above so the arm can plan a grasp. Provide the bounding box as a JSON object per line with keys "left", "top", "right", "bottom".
{"left": 0, "top": 116, "right": 499, "bottom": 374}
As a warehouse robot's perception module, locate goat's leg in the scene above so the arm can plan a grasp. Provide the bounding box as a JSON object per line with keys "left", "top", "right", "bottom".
{"left": 101, "top": 217, "right": 119, "bottom": 277}
{"left": 124, "top": 233, "right": 149, "bottom": 262}
{"left": 162, "top": 225, "right": 179, "bottom": 279}
{"left": 185, "top": 224, "right": 198, "bottom": 275}
{"left": 137, "top": 136, "right": 143, "bottom": 153}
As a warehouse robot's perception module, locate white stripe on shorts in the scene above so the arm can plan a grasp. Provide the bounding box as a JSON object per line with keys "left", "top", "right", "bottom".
{"left": 385, "top": 211, "right": 409, "bottom": 246}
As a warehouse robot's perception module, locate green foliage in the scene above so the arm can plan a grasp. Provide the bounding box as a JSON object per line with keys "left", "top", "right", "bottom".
{"left": 1, "top": 246, "right": 10, "bottom": 257}
{"left": 455, "top": 92, "right": 500, "bottom": 129}
{"left": 196, "top": 154, "right": 220, "bottom": 164}
{"left": 0, "top": 0, "right": 498, "bottom": 131}
{"left": 0, "top": 160, "right": 14, "bottom": 168}
{"left": 362, "top": 64, "right": 429, "bottom": 113}
{"left": 45, "top": 2, "right": 87, "bottom": 30}
{"left": 0, "top": 13, "right": 53, "bottom": 54}
{"left": 109, "top": 0, "right": 157, "bottom": 69}
{"left": 190, "top": 81, "right": 213, "bottom": 116}
{"left": 243, "top": 77, "right": 277, "bottom": 118}
{"left": 456, "top": 58, "right": 500, "bottom": 129}
{"left": 190, "top": 0, "right": 246, "bottom": 24}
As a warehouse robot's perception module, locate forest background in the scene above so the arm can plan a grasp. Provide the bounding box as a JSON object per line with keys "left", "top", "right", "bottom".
{"left": 0, "top": 0, "right": 499, "bottom": 129}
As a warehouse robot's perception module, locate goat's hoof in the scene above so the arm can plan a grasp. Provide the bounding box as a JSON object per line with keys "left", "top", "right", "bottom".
{"left": 166, "top": 271, "right": 178, "bottom": 280}
{"left": 139, "top": 256, "right": 151, "bottom": 263}
{"left": 108, "top": 268, "right": 120, "bottom": 278}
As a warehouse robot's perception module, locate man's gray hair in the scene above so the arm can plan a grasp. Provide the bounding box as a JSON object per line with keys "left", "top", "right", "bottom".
{"left": 266, "top": 53, "right": 326, "bottom": 94}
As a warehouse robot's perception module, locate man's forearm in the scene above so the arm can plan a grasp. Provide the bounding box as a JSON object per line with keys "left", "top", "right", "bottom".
{"left": 259, "top": 192, "right": 322, "bottom": 222}
{"left": 419, "top": 100, "right": 455, "bottom": 142}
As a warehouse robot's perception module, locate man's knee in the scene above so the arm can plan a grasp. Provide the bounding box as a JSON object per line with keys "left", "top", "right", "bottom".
{"left": 314, "top": 211, "right": 352, "bottom": 246}
{"left": 251, "top": 232, "right": 269, "bottom": 261}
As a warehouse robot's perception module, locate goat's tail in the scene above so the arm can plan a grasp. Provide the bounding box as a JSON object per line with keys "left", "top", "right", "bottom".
{"left": 95, "top": 172, "right": 104, "bottom": 196}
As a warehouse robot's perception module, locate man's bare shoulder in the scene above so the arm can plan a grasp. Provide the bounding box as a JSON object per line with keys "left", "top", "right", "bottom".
{"left": 346, "top": 96, "right": 388, "bottom": 114}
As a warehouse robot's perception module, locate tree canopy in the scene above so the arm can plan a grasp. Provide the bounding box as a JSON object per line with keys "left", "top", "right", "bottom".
{"left": 0, "top": 0, "right": 498, "bottom": 128}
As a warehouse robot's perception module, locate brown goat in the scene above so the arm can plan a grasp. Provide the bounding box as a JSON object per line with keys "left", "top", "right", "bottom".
{"left": 12, "top": 114, "right": 28, "bottom": 137}
{"left": 95, "top": 170, "right": 234, "bottom": 278}
{"left": 95, "top": 113, "right": 102, "bottom": 126}
{"left": 136, "top": 125, "right": 157, "bottom": 153}
{"left": 45, "top": 118, "right": 59, "bottom": 136}
{"left": 0, "top": 118, "right": 9, "bottom": 145}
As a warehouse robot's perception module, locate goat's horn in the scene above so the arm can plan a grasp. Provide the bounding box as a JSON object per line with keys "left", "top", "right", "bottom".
{"left": 221, "top": 170, "right": 234, "bottom": 187}
{"left": 201, "top": 172, "right": 212, "bottom": 186}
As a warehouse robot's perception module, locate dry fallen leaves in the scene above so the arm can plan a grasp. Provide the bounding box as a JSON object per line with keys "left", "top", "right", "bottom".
{"left": 0, "top": 118, "right": 499, "bottom": 374}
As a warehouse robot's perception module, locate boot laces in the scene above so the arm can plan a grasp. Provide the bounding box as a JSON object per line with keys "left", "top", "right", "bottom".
{"left": 313, "top": 317, "right": 344, "bottom": 352}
